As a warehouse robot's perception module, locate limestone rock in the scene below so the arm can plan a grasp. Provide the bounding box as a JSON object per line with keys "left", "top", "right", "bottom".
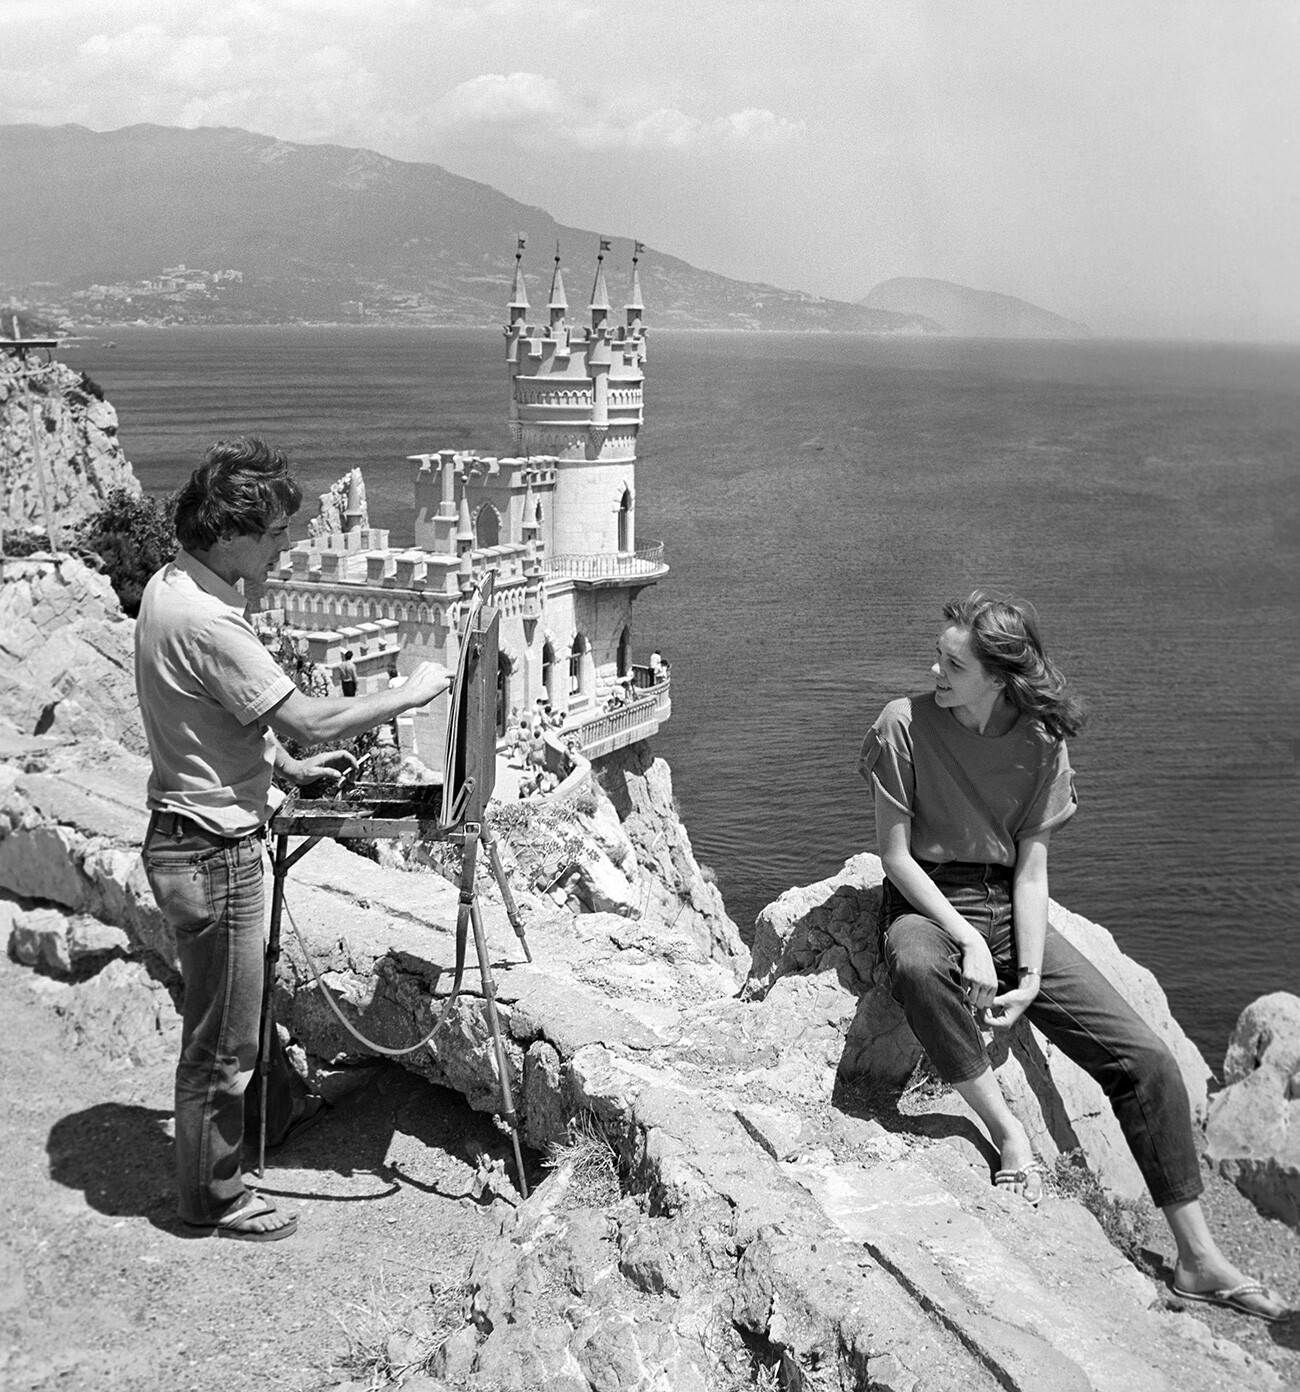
{"left": 0, "top": 734, "right": 1282, "bottom": 1389}
{"left": 53, "top": 957, "right": 181, "bottom": 1065}
{"left": 0, "top": 750, "right": 169, "bottom": 966}
{"left": 594, "top": 741, "right": 748, "bottom": 977}
{"left": 1206, "top": 993, "right": 1300, "bottom": 1227}
{"left": 0, "top": 554, "right": 145, "bottom": 755}
{"left": 562, "top": 840, "right": 638, "bottom": 917}
{"left": 747, "top": 854, "right": 1211, "bottom": 1201}
{"left": 7, "top": 901, "right": 130, "bottom": 973}
{"left": 748, "top": 851, "right": 885, "bottom": 997}
{"left": 0, "top": 354, "right": 139, "bottom": 534}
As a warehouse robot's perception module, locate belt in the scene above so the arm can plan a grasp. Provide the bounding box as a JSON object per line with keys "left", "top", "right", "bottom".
{"left": 148, "top": 810, "right": 265, "bottom": 843}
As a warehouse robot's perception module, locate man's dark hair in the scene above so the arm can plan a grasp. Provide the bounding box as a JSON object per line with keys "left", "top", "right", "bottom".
{"left": 173, "top": 437, "right": 303, "bottom": 551}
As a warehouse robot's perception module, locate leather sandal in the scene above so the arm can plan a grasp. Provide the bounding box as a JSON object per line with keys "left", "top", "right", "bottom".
{"left": 994, "top": 1160, "right": 1045, "bottom": 1208}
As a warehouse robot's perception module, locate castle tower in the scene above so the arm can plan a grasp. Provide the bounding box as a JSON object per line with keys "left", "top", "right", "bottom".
{"left": 507, "top": 240, "right": 647, "bottom": 557}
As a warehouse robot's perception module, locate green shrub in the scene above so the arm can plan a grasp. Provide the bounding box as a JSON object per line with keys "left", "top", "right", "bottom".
{"left": 74, "top": 488, "right": 177, "bottom": 617}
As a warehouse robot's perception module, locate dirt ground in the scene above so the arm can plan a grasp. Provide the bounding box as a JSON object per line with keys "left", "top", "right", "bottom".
{"left": 0, "top": 955, "right": 529, "bottom": 1392}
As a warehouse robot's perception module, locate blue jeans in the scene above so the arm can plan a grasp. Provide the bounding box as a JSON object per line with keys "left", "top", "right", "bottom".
{"left": 143, "top": 816, "right": 299, "bottom": 1224}
{"left": 880, "top": 861, "right": 1202, "bottom": 1208}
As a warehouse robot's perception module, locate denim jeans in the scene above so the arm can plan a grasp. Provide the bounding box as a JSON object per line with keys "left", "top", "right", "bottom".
{"left": 880, "top": 860, "right": 1202, "bottom": 1208}
{"left": 143, "top": 817, "right": 299, "bottom": 1223}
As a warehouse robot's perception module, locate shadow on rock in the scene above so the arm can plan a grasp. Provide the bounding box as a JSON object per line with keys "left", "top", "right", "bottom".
{"left": 252, "top": 1063, "right": 543, "bottom": 1209}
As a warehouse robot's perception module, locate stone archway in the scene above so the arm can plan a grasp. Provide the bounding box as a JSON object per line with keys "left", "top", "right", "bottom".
{"left": 475, "top": 504, "right": 501, "bottom": 549}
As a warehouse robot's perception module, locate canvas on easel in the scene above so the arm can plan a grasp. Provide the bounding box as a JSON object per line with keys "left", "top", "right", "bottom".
{"left": 439, "top": 574, "right": 499, "bottom": 829}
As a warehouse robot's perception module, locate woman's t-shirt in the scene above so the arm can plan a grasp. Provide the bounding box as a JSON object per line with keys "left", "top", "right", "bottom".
{"left": 858, "top": 694, "right": 1076, "bottom": 866}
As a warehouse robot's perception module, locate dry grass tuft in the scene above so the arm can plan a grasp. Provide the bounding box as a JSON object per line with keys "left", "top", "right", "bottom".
{"left": 546, "top": 1113, "right": 623, "bottom": 1209}
{"left": 330, "top": 1267, "right": 471, "bottom": 1390}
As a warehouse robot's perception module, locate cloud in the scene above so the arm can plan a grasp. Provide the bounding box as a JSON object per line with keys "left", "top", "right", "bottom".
{"left": 431, "top": 71, "right": 805, "bottom": 153}
{"left": 76, "top": 26, "right": 235, "bottom": 92}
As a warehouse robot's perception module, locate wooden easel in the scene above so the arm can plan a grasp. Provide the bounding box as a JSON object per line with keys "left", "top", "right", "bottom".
{"left": 256, "top": 575, "right": 534, "bottom": 1195}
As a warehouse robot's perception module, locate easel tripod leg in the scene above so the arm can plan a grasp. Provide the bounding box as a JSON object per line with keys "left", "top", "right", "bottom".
{"left": 257, "top": 832, "right": 289, "bottom": 1179}
{"left": 468, "top": 894, "right": 530, "bottom": 1199}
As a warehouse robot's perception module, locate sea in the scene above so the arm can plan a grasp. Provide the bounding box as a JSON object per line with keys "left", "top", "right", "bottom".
{"left": 61, "top": 325, "right": 1300, "bottom": 1066}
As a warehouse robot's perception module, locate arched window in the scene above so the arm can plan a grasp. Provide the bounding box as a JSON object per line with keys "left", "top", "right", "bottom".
{"left": 569, "top": 634, "right": 587, "bottom": 697}
{"left": 617, "top": 487, "right": 632, "bottom": 552}
{"left": 475, "top": 504, "right": 500, "bottom": 549}
{"left": 496, "top": 651, "right": 514, "bottom": 738}
{"left": 617, "top": 627, "right": 631, "bottom": 678}
{"left": 541, "top": 641, "right": 554, "bottom": 700}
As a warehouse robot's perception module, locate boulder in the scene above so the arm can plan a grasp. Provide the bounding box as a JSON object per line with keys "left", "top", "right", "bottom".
{"left": 52, "top": 957, "right": 181, "bottom": 1065}
{"left": 7, "top": 901, "right": 131, "bottom": 973}
{"left": 1205, "top": 993, "right": 1300, "bottom": 1226}
{"left": 0, "top": 554, "right": 145, "bottom": 755}
{"left": 747, "top": 854, "right": 1211, "bottom": 1200}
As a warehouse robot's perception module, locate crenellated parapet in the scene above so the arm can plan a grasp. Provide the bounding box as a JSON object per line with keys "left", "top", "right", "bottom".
{"left": 505, "top": 242, "right": 647, "bottom": 466}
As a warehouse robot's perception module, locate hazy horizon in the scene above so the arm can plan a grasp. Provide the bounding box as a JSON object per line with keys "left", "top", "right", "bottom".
{"left": 3, "top": 1, "right": 1297, "bottom": 342}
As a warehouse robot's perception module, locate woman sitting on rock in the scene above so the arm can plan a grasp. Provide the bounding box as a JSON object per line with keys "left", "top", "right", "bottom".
{"left": 859, "top": 590, "right": 1286, "bottom": 1322}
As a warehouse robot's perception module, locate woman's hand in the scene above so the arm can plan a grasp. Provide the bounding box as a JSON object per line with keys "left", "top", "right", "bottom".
{"left": 987, "top": 978, "right": 1040, "bottom": 1031}
{"left": 959, "top": 938, "right": 1000, "bottom": 1010}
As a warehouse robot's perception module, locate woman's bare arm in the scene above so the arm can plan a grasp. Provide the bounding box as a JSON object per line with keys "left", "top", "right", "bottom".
{"left": 989, "top": 829, "right": 1051, "bottom": 1030}
{"left": 874, "top": 786, "right": 1000, "bottom": 1010}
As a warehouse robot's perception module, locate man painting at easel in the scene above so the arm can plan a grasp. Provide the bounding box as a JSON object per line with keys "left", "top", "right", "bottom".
{"left": 135, "top": 438, "right": 450, "bottom": 1241}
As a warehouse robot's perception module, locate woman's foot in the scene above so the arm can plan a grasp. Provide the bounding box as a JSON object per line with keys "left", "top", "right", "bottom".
{"left": 1172, "top": 1261, "right": 1288, "bottom": 1322}
{"left": 991, "top": 1125, "right": 1043, "bottom": 1205}
{"left": 994, "top": 1158, "right": 1045, "bottom": 1206}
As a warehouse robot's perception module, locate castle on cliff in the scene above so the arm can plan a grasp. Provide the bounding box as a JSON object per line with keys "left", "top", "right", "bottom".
{"left": 261, "top": 243, "right": 670, "bottom": 764}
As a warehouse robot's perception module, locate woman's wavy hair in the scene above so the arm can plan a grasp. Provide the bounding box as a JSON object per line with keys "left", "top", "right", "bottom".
{"left": 943, "top": 591, "right": 1086, "bottom": 741}
{"left": 173, "top": 437, "right": 302, "bottom": 551}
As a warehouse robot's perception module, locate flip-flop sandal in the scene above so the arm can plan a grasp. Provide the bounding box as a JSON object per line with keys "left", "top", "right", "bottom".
{"left": 183, "top": 1193, "right": 298, "bottom": 1243}
{"left": 994, "top": 1161, "right": 1045, "bottom": 1208}
{"left": 1171, "top": 1280, "right": 1289, "bottom": 1323}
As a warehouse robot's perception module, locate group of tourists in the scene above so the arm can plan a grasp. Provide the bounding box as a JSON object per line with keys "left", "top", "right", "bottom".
{"left": 128, "top": 436, "right": 1287, "bottom": 1324}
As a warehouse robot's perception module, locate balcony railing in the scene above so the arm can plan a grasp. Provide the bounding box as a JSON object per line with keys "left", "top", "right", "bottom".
{"left": 543, "top": 541, "right": 666, "bottom": 582}
{"left": 564, "top": 675, "right": 671, "bottom": 761}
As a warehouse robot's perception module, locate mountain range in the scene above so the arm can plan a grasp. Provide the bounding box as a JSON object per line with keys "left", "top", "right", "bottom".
{"left": 1, "top": 125, "right": 1086, "bottom": 337}
{"left": 0, "top": 123, "right": 938, "bottom": 333}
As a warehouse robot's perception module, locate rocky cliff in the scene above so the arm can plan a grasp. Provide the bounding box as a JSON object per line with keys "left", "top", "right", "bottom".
{"left": 0, "top": 352, "right": 139, "bottom": 536}
{"left": 2, "top": 558, "right": 1295, "bottom": 1390}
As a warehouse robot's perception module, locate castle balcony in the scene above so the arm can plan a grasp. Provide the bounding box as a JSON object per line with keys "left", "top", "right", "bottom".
{"left": 542, "top": 541, "right": 668, "bottom": 589}
{"left": 562, "top": 672, "right": 671, "bottom": 761}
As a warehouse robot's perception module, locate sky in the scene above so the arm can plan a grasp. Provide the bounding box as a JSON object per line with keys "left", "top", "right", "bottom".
{"left": 2, "top": 0, "right": 1298, "bottom": 339}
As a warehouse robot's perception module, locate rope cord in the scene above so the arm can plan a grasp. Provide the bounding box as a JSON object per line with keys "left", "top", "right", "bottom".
{"left": 281, "top": 893, "right": 461, "bottom": 1058}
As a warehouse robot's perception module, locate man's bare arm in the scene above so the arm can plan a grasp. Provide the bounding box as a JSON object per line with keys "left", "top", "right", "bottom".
{"left": 268, "top": 661, "right": 451, "bottom": 748}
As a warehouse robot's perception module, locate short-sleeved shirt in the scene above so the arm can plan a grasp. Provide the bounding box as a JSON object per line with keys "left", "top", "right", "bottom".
{"left": 134, "top": 551, "right": 296, "bottom": 837}
{"left": 858, "top": 693, "right": 1076, "bottom": 866}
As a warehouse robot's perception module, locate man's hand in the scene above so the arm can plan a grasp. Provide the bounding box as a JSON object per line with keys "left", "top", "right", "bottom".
{"left": 401, "top": 661, "right": 453, "bottom": 708}
{"left": 959, "top": 938, "right": 999, "bottom": 1011}
{"left": 987, "top": 979, "right": 1040, "bottom": 1031}
{"left": 283, "top": 749, "right": 358, "bottom": 787}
